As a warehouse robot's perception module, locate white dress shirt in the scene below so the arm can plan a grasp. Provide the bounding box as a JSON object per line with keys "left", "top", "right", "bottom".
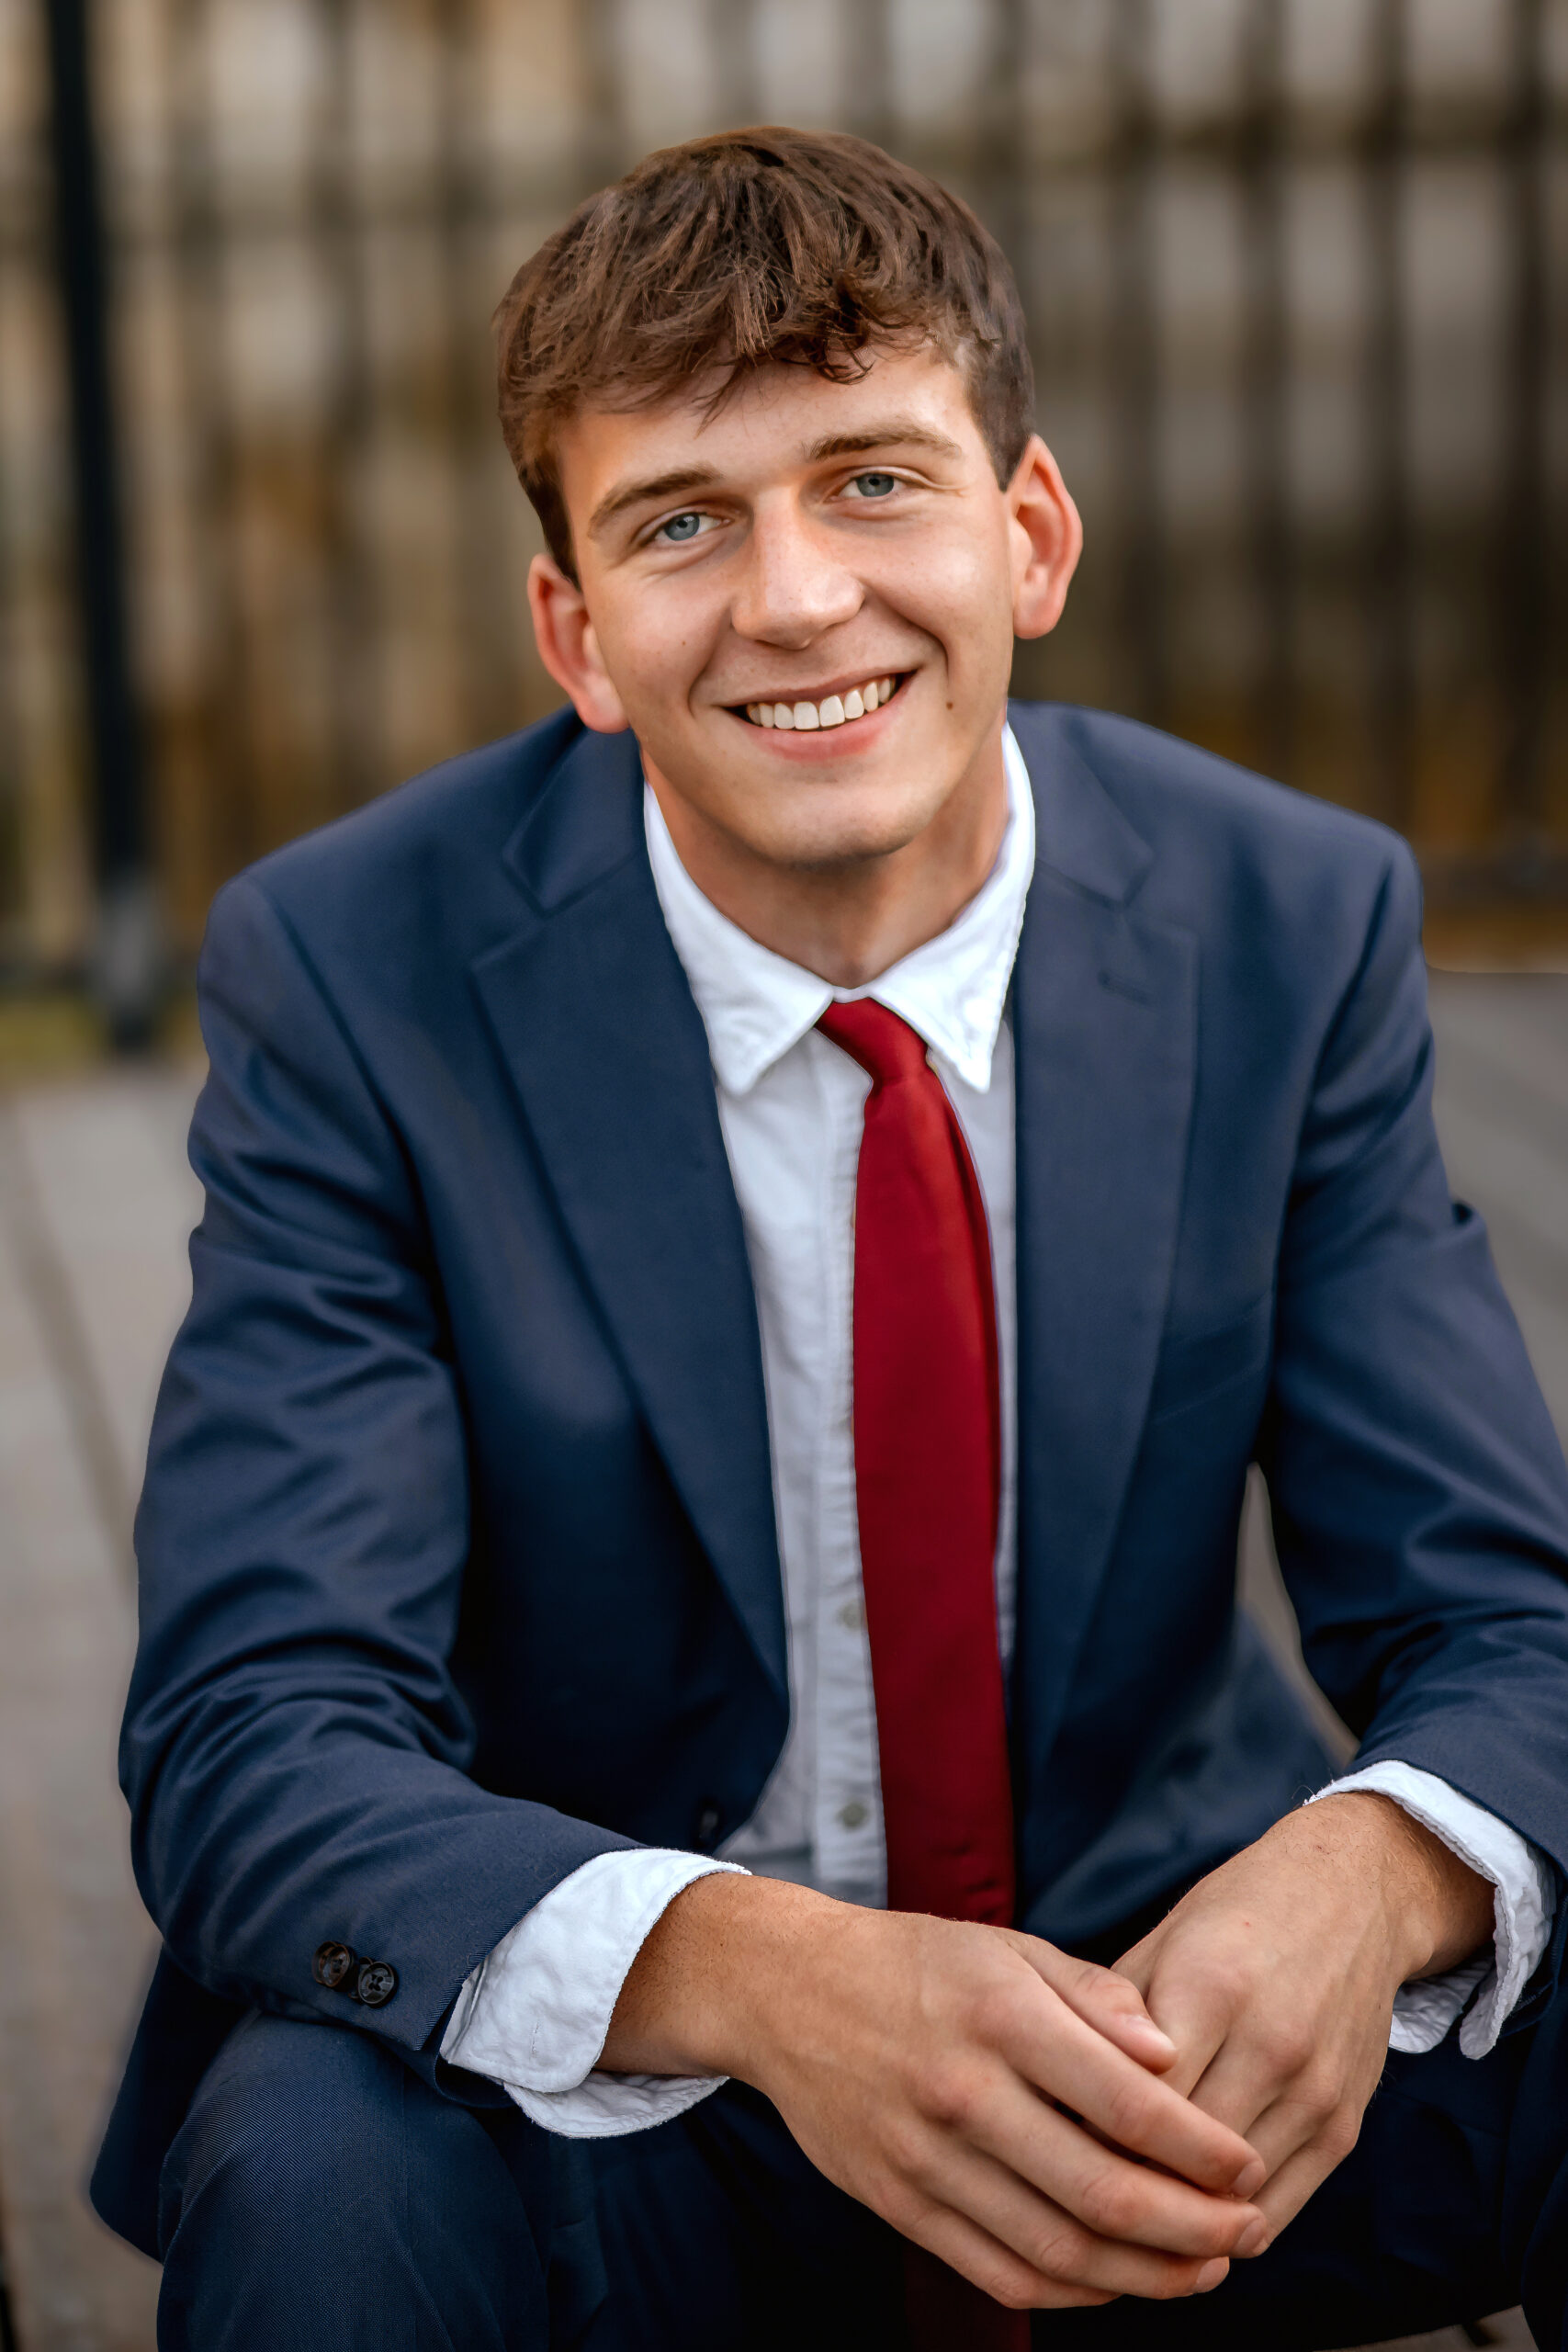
{"left": 441, "top": 729, "right": 1552, "bottom": 2133}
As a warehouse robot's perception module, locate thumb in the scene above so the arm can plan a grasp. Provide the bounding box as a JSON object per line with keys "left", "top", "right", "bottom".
{"left": 1003, "top": 1934, "right": 1178, "bottom": 2074}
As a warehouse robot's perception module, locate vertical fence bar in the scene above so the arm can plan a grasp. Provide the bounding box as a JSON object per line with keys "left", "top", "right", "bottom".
{"left": 1239, "top": 0, "right": 1292, "bottom": 784}
{"left": 313, "top": 0, "right": 378, "bottom": 814}
{"left": 1110, "top": 0, "right": 1164, "bottom": 728}
{"left": 169, "top": 0, "right": 256, "bottom": 888}
{"left": 580, "top": 0, "right": 626, "bottom": 190}
{"left": 40, "top": 0, "right": 159, "bottom": 1042}
{"left": 1363, "top": 0, "right": 1411, "bottom": 833}
{"left": 979, "top": 0, "right": 1029, "bottom": 271}
{"left": 1498, "top": 0, "right": 1550, "bottom": 874}
{"left": 0, "top": 265, "right": 25, "bottom": 949}
{"left": 435, "top": 0, "right": 525, "bottom": 750}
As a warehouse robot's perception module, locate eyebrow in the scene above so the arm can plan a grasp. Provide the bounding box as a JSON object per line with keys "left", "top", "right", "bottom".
{"left": 804, "top": 422, "right": 966, "bottom": 463}
{"left": 586, "top": 419, "right": 966, "bottom": 542}
{"left": 587, "top": 467, "right": 723, "bottom": 541}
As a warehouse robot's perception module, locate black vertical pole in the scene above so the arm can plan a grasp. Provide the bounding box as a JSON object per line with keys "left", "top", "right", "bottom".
{"left": 1111, "top": 0, "right": 1164, "bottom": 729}
{"left": 1363, "top": 0, "right": 1411, "bottom": 836}
{"left": 1498, "top": 0, "right": 1549, "bottom": 876}
{"left": 41, "top": 0, "right": 159, "bottom": 1046}
{"left": 1240, "top": 0, "right": 1292, "bottom": 786}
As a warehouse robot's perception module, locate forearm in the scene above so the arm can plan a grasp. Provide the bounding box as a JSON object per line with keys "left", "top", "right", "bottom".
{"left": 603, "top": 1870, "right": 843, "bottom": 2079}
{"left": 1306, "top": 1791, "right": 1494, "bottom": 1980}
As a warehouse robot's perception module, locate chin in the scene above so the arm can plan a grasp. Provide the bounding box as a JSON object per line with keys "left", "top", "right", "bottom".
{"left": 751, "top": 797, "right": 947, "bottom": 872}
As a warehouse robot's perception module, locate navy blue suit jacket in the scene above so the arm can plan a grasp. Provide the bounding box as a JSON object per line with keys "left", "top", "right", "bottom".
{"left": 94, "top": 703, "right": 1568, "bottom": 2256}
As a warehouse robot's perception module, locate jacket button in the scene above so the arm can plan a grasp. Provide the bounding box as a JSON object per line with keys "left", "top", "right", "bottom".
{"left": 312, "top": 1940, "right": 357, "bottom": 1992}
{"left": 355, "top": 1959, "right": 399, "bottom": 2008}
{"left": 695, "top": 1803, "right": 722, "bottom": 1850}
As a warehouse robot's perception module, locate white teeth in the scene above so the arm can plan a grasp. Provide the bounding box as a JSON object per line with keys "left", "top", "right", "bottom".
{"left": 746, "top": 676, "right": 898, "bottom": 727}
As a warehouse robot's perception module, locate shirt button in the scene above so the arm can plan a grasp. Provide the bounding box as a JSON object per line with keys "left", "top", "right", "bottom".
{"left": 836, "top": 1599, "right": 864, "bottom": 1632}
{"left": 838, "top": 1800, "right": 869, "bottom": 1830}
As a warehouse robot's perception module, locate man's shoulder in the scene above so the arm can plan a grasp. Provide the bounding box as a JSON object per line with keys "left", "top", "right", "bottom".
{"left": 1013, "top": 701, "right": 1405, "bottom": 878}
{"left": 215, "top": 705, "right": 593, "bottom": 954}
{"left": 1010, "top": 701, "right": 1418, "bottom": 966}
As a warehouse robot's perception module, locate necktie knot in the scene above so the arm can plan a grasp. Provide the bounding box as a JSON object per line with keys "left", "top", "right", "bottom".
{"left": 817, "top": 998, "right": 931, "bottom": 1088}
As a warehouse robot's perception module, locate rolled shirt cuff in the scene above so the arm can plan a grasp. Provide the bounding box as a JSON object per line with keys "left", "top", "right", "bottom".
{"left": 1310, "top": 1758, "right": 1553, "bottom": 2058}
{"left": 439, "top": 1848, "right": 749, "bottom": 2138}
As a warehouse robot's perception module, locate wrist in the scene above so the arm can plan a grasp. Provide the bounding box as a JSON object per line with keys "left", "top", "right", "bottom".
{"left": 602, "top": 1870, "right": 844, "bottom": 2080}
{"left": 1314, "top": 1792, "right": 1495, "bottom": 1982}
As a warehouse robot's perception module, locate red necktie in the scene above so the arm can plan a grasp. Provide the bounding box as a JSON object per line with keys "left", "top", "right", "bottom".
{"left": 818, "top": 1001, "right": 1027, "bottom": 2351}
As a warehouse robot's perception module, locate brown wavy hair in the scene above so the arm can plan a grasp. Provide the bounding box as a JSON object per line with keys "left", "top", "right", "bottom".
{"left": 495, "top": 127, "right": 1034, "bottom": 579}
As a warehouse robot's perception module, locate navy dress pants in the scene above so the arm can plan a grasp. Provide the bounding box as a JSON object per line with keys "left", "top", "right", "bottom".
{"left": 156, "top": 1997, "right": 1568, "bottom": 2352}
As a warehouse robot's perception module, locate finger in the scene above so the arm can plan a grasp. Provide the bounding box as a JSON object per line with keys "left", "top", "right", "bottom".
{"left": 1129, "top": 1974, "right": 1234, "bottom": 2104}
{"left": 906, "top": 2146, "right": 1237, "bottom": 2306}
{"left": 1188, "top": 2033, "right": 1383, "bottom": 2188}
{"left": 1010, "top": 1937, "right": 1177, "bottom": 2073}
{"left": 900, "top": 2199, "right": 1118, "bottom": 2314}
{"left": 970, "top": 2078, "right": 1266, "bottom": 2261}
{"left": 1241, "top": 2120, "right": 1362, "bottom": 2244}
{"left": 998, "top": 1989, "right": 1267, "bottom": 2198}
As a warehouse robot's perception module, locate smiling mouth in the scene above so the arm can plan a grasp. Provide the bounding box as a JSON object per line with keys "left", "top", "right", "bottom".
{"left": 737, "top": 673, "right": 904, "bottom": 731}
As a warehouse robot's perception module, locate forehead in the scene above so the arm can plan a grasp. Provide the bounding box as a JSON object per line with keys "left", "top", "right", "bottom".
{"left": 556, "top": 344, "right": 984, "bottom": 516}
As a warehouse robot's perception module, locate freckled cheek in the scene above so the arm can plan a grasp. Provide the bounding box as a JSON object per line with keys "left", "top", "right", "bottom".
{"left": 598, "top": 594, "right": 716, "bottom": 718}
{"left": 872, "top": 535, "right": 1007, "bottom": 665}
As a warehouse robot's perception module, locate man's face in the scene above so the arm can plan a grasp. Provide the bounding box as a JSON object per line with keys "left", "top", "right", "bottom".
{"left": 539, "top": 345, "right": 1077, "bottom": 873}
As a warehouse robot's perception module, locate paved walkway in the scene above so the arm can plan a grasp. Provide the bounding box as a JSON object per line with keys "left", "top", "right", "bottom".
{"left": 0, "top": 976, "right": 1561, "bottom": 2350}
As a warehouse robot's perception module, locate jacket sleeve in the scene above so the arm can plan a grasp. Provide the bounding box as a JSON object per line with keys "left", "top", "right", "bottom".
{"left": 121, "top": 874, "right": 638, "bottom": 2070}
{"left": 1260, "top": 839, "right": 1568, "bottom": 1939}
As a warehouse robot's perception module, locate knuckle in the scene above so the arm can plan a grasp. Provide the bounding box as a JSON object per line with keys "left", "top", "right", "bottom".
{"left": 1258, "top": 2021, "right": 1314, "bottom": 2078}
{"left": 1292, "top": 2064, "right": 1339, "bottom": 2122}
{"left": 1029, "top": 2218, "right": 1091, "bottom": 2280}
{"left": 920, "top": 2063, "right": 979, "bottom": 2133}
{"left": 969, "top": 1977, "right": 1031, "bottom": 2051}
{"left": 1102, "top": 2075, "right": 1156, "bottom": 2149}
{"left": 882, "top": 2116, "right": 932, "bottom": 2186}
{"left": 1075, "top": 2167, "right": 1135, "bottom": 2240}
{"left": 1316, "top": 2106, "right": 1362, "bottom": 2166}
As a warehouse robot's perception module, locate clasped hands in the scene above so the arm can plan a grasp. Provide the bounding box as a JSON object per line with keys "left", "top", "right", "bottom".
{"left": 604, "top": 1792, "right": 1494, "bottom": 2312}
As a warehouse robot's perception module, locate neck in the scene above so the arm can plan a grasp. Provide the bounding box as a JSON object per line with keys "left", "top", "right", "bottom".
{"left": 647, "top": 735, "right": 1010, "bottom": 989}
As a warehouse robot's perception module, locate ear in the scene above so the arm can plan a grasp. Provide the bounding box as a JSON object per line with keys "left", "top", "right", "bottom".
{"left": 1007, "top": 435, "right": 1082, "bottom": 641}
{"left": 527, "top": 553, "right": 631, "bottom": 733}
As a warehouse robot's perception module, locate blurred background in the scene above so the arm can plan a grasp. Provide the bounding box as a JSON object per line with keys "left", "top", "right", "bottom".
{"left": 0, "top": 2, "right": 1564, "bottom": 2346}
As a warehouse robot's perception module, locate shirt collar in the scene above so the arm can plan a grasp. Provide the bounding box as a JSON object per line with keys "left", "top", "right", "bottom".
{"left": 645, "top": 725, "right": 1036, "bottom": 1098}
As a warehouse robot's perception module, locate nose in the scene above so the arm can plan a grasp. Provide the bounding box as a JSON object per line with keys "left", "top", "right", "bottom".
{"left": 730, "top": 495, "right": 863, "bottom": 647}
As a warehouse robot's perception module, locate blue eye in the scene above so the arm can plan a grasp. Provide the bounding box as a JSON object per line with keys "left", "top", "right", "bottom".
{"left": 657, "top": 512, "right": 705, "bottom": 543}
{"left": 850, "top": 472, "right": 897, "bottom": 498}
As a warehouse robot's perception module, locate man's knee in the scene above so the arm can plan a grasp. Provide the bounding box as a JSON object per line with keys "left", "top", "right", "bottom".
{"left": 158, "top": 2011, "right": 549, "bottom": 2352}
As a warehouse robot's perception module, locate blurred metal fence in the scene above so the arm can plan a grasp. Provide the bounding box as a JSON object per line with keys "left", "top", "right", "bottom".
{"left": 2, "top": 0, "right": 1566, "bottom": 1031}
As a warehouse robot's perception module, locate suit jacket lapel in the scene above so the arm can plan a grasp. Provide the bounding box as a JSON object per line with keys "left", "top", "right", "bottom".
{"left": 470, "top": 726, "right": 788, "bottom": 1702}
{"left": 1007, "top": 707, "right": 1199, "bottom": 1782}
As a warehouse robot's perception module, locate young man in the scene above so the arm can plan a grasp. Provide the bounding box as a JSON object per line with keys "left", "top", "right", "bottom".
{"left": 95, "top": 130, "right": 1568, "bottom": 2350}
